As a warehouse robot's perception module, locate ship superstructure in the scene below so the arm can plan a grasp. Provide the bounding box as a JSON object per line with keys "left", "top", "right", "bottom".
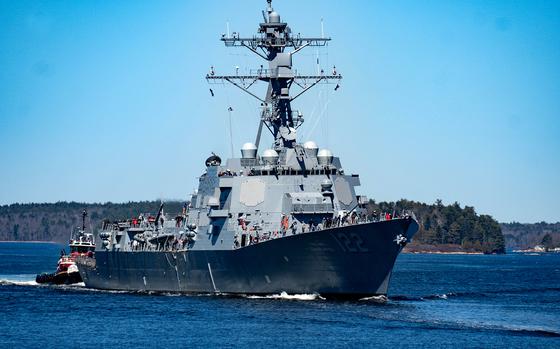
{"left": 77, "top": 1, "right": 418, "bottom": 299}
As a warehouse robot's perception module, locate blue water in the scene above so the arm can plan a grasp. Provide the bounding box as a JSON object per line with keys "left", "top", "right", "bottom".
{"left": 0, "top": 243, "right": 559, "bottom": 348}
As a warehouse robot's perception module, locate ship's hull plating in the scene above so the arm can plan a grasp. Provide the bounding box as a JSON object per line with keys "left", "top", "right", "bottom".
{"left": 77, "top": 219, "right": 417, "bottom": 299}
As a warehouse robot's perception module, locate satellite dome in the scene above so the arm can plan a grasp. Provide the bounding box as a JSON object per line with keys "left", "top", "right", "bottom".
{"left": 241, "top": 142, "right": 257, "bottom": 159}
{"left": 303, "top": 141, "right": 318, "bottom": 149}
{"left": 317, "top": 149, "right": 333, "bottom": 165}
{"left": 205, "top": 153, "right": 222, "bottom": 167}
{"left": 269, "top": 11, "right": 280, "bottom": 23}
{"left": 303, "top": 141, "right": 319, "bottom": 157}
{"left": 262, "top": 149, "right": 279, "bottom": 165}
{"left": 321, "top": 179, "right": 333, "bottom": 191}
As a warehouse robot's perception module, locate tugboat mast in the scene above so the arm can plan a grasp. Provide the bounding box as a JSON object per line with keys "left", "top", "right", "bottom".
{"left": 82, "top": 209, "right": 87, "bottom": 232}
{"left": 207, "top": 0, "right": 342, "bottom": 151}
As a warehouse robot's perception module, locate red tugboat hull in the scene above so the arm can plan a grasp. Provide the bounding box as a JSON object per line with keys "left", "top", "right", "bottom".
{"left": 35, "top": 271, "right": 83, "bottom": 285}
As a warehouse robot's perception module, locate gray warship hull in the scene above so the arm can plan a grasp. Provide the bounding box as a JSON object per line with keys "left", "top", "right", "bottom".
{"left": 78, "top": 219, "right": 417, "bottom": 299}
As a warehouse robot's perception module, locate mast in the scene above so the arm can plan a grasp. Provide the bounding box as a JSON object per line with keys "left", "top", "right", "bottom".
{"left": 82, "top": 209, "right": 87, "bottom": 233}
{"left": 207, "top": 0, "right": 341, "bottom": 151}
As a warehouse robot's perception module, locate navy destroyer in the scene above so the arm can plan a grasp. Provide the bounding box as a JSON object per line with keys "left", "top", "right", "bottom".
{"left": 77, "top": 1, "right": 419, "bottom": 299}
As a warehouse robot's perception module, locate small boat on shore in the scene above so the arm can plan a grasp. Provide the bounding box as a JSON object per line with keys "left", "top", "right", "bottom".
{"left": 36, "top": 210, "right": 95, "bottom": 285}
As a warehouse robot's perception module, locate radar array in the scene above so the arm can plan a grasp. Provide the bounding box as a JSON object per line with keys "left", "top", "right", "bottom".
{"left": 206, "top": 0, "right": 342, "bottom": 150}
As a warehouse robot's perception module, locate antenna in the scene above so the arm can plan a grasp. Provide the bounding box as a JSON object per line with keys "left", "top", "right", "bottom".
{"left": 316, "top": 49, "right": 320, "bottom": 75}
{"left": 227, "top": 106, "right": 234, "bottom": 157}
{"left": 82, "top": 209, "right": 87, "bottom": 232}
{"left": 207, "top": 2, "right": 341, "bottom": 150}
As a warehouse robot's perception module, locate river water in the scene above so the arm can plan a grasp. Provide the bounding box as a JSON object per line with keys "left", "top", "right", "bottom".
{"left": 0, "top": 242, "right": 558, "bottom": 348}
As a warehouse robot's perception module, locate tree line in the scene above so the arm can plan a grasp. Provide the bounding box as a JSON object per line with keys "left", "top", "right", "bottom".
{"left": 367, "top": 199, "right": 506, "bottom": 254}
{"left": 501, "top": 222, "right": 560, "bottom": 250}
{"left": 1, "top": 199, "right": 507, "bottom": 253}
{"left": 0, "top": 201, "right": 185, "bottom": 242}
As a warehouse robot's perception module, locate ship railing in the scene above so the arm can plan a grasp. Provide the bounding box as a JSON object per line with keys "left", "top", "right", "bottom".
{"left": 59, "top": 256, "right": 75, "bottom": 263}
{"left": 206, "top": 69, "right": 340, "bottom": 84}
{"left": 222, "top": 36, "right": 330, "bottom": 48}
{"left": 232, "top": 212, "right": 416, "bottom": 249}
{"left": 128, "top": 235, "right": 190, "bottom": 253}
{"left": 103, "top": 221, "right": 157, "bottom": 232}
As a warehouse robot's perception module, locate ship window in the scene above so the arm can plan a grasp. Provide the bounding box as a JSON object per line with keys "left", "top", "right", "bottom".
{"left": 71, "top": 246, "right": 90, "bottom": 253}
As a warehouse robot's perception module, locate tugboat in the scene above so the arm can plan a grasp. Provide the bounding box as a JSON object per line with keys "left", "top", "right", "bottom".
{"left": 77, "top": 1, "right": 419, "bottom": 299}
{"left": 36, "top": 210, "right": 95, "bottom": 285}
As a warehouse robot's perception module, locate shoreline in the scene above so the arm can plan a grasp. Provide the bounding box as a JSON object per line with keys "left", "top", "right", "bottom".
{"left": 403, "top": 251, "right": 483, "bottom": 255}
{"left": 0, "top": 241, "right": 488, "bottom": 254}
{"left": 0, "top": 241, "right": 495, "bottom": 254}
{"left": 0, "top": 241, "right": 59, "bottom": 244}
{"left": 402, "top": 242, "right": 497, "bottom": 255}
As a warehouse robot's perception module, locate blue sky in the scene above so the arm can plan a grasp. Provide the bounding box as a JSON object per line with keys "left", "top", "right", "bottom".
{"left": 0, "top": 0, "right": 559, "bottom": 223}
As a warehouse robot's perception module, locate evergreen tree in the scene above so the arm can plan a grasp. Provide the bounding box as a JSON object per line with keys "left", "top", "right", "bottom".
{"left": 541, "top": 233, "right": 554, "bottom": 251}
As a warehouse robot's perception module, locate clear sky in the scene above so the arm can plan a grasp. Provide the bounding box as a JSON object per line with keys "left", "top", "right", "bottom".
{"left": 0, "top": 0, "right": 559, "bottom": 223}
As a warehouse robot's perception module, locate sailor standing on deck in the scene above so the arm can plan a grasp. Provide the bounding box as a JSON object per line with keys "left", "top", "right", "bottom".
{"left": 281, "top": 214, "right": 289, "bottom": 235}
{"left": 290, "top": 221, "right": 297, "bottom": 235}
